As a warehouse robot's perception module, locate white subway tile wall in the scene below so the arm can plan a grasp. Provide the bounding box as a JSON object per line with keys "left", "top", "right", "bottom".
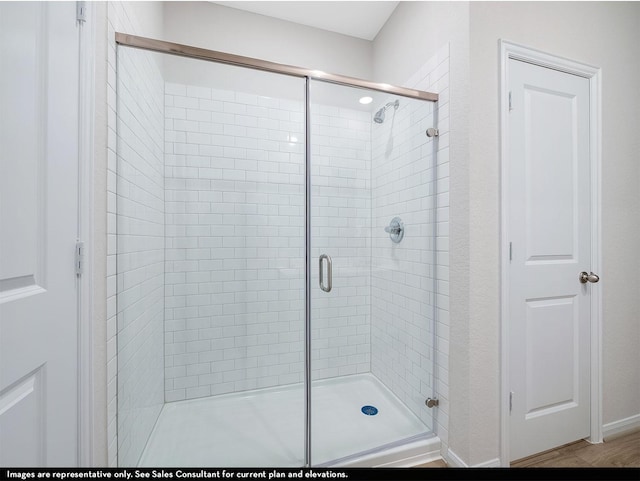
{"left": 310, "top": 99, "right": 372, "bottom": 381}
{"left": 432, "top": 45, "right": 451, "bottom": 455}
{"left": 370, "top": 92, "right": 436, "bottom": 432}
{"left": 370, "top": 45, "right": 450, "bottom": 438}
{"left": 114, "top": 46, "right": 165, "bottom": 466}
{"left": 163, "top": 84, "right": 306, "bottom": 400}
{"left": 163, "top": 83, "right": 373, "bottom": 400}
{"left": 106, "top": 1, "right": 166, "bottom": 467}
{"left": 405, "top": 44, "right": 451, "bottom": 453}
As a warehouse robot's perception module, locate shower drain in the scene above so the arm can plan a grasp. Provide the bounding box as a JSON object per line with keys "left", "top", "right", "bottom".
{"left": 361, "top": 405, "right": 379, "bottom": 416}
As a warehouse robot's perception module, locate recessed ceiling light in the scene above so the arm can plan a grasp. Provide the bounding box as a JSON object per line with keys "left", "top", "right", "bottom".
{"left": 359, "top": 96, "right": 373, "bottom": 105}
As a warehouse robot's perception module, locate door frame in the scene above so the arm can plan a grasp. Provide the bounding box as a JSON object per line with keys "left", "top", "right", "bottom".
{"left": 499, "top": 40, "right": 602, "bottom": 466}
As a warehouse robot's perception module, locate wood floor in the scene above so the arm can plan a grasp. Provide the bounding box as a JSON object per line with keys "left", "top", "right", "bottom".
{"left": 511, "top": 430, "right": 640, "bottom": 468}
{"left": 419, "top": 429, "right": 640, "bottom": 468}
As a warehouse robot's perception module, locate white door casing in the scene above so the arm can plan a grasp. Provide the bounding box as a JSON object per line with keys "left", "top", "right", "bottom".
{"left": 500, "top": 41, "right": 602, "bottom": 464}
{"left": 0, "top": 2, "right": 80, "bottom": 466}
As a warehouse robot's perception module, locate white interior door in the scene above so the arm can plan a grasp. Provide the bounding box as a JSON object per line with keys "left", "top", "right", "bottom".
{"left": 0, "top": 2, "right": 80, "bottom": 466}
{"left": 508, "top": 58, "right": 593, "bottom": 461}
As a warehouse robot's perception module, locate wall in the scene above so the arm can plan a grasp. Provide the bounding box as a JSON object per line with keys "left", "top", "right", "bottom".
{"left": 162, "top": 2, "right": 372, "bottom": 80}
{"left": 162, "top": 77, "right": 307, "bottom": 400}
{"left": 162, "top": 74, "right": 374, "bottom": 401}
{"left": 370, "top": 45, "right": 449, "bottom": 431}
{"left": 114, "top": 43, "right": 165, "bottom": 467}
{"left": 309, "top": 84, "right": 373, "bottom": 382}
{"left": 92, "top": 0, "right": 109, "bottom": 465}
{"left": 103, "top": 1, "right": 166, "bottom": 467}
{"left": 373, "top": 1, "right": 468, "bottom": 461}
{"left": 468, "top": 1, "right": 640, "bottom": 460}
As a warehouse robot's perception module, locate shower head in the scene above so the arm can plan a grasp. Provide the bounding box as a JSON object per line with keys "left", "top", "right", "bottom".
{"left": 373, "top": 99, "right": 399, "bottom": 124}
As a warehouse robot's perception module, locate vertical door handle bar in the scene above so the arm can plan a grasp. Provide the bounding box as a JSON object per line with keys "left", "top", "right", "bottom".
{"left": 319, "top": 254, "right": 332, "bottom": 292}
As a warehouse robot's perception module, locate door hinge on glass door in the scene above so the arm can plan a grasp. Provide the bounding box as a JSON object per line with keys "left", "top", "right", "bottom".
{"left": 75, "top": 241, "right": 85, "bottom": 276}
{"left": 509, "top": 91, "right": 513, "bottom": 111}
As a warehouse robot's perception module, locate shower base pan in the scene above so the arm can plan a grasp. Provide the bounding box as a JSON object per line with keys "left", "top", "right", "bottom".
{"left": 138, "top": 373, "right": 440, "bottom": 467}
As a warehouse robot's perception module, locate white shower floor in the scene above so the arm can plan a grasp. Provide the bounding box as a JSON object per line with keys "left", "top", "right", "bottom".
{"left": 138, "top": 373, "right": 430, "bottom": 467}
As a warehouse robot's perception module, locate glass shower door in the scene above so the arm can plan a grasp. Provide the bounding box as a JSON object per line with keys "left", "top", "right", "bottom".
{"left": 308, "top": 80, "right": 437, "bottom": 465}
{"left": 116, "top": 36, "right": 439, "bottom": 467}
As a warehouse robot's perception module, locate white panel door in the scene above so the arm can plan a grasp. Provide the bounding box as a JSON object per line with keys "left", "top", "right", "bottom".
{"left": 0, "top": 2, "right": 79, "bottom": 466}
{"left": 508, "top": 58, "right": 593, "bottom": 461}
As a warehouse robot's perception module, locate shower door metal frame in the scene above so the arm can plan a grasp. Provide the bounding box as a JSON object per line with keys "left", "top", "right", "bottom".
{"left": 115, "top": 33, "right": 439, "bottom": 102}
{"left": 115, "top": 32, "right": 439, "bottom": 467}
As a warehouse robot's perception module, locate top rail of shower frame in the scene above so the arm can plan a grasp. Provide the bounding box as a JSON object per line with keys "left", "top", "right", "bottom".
{"left": 115, "top": 33, "right": 439, "bottom": 103}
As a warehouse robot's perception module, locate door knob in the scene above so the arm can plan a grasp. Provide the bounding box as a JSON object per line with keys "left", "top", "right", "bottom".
{"left": 579, "top": 271, "right": 599, "bottom": 284}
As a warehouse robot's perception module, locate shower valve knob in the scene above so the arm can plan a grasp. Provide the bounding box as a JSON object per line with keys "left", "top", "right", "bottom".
{"left": 385, "top": 217, "right": 404, "bottom": 243}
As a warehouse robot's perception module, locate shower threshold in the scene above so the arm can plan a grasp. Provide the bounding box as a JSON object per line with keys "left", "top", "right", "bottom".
{"left": 137, "top": 373, "right": 438, "bottom": 467}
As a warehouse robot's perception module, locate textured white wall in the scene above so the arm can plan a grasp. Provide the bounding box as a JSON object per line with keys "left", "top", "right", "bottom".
{"left": 162, "top": 1, "right": 373, "bottom": 81}
{"left": 92, "top": 0, "right": 109, "bottom": 466}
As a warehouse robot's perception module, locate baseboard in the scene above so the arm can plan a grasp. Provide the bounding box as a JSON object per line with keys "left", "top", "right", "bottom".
{"left": 473, "top": 457, "right": 502, "bottom": 467}
{"left": 435, "top": 415, "right": 640, "bottom": 468}
{"left": 443, "top": 448, "right": 466, "bottom": 467}
{"left": 444, "top": 449, "right": 501, "bottom": 468}
{"left": 602, "top": 414, "right": 640, "bottom": 440}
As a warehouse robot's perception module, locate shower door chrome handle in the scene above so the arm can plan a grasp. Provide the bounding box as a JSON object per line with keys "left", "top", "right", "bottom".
{"left": 319, "top": 254, "right": 332, "bottom": 293}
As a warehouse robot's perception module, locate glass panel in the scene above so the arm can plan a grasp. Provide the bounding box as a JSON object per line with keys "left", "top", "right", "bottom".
{"left": 309, "top": 80, "right": 436, "bottom": 465}
{"left": 116, "top": 45, "right": 306, "bottom": 467}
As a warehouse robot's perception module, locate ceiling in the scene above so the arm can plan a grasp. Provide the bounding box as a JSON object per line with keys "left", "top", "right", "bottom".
{"left": 211, "top": 1, "right": 400, "bottom": 41}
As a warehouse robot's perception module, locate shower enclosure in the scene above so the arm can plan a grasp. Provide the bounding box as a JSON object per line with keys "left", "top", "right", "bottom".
{"left": 115, "top": 34, "right": 439, "bottom": 467}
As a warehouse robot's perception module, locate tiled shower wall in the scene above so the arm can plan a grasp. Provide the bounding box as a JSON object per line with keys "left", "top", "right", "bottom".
{"left": 111, "top": 21, "right": 165, "bottom": 468}
{"left": 370, "top": 92, "right": 437, "bottom": 430}
{"left": 162, "top": 85, "right": 305, "bottom": 400}
{"left": 309, "top": 101, "right": 372, "bottom": 381}
{"left": 419, "top": 45, "right": 451, "bottom": 451}
{"left": 163, "top": 83, "right": 372, "bottom": 401}
{"left": 371, "top": 45, "right": 451, "bottom": 440}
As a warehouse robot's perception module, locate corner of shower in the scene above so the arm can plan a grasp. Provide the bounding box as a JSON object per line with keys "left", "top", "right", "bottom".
{"left": 113, "top": 33, "right": 441, "bottom": 468}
